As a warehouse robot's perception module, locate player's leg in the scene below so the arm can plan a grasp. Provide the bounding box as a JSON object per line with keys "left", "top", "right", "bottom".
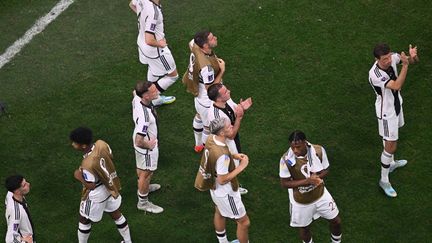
{"left": 378, "top": 118, "right": 399, "bottom": 197}
{"left": 136, "top": 151, "right": 163, "bottom": 213}
{"left": 299, "top": 226, "right": 313, "bottom": 243}
{"left": 78, "top": 216, "right": 92, "bottom": 243}
{"left": 193, "top": 113, "right": 204, "bottom": 152}
{"left": 328, "top": 216, "right": 342, "bottom": 243}
{"left": 78, "top": 198, "right": 105, "bottom": 243}
{"left": 388, "top": 110, "right": 408, "bottom": 172}
{"left": 106, "top": 196, "right": 132, "bottom": 243}
{"left": 235, "top": 214, "right": 250, "bottom": 243}
{"left": 214, "top": 206, "right": 229, "bottom": 243}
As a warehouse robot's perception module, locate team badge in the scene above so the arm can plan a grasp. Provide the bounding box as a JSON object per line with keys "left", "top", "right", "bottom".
{"left": 13, "top": 223, "right": 19, "bottom": 231}
{"left": 208, "top": 74, "right": 214, "bottom": 82}
{"left": 381, "top": 77, "right": 387, "bottom": 81}
{"left": 142, "top": 125, "right": 148, "bottom": 133}
{"left": 150, "top": 23, "right": 156, "bottom": 31}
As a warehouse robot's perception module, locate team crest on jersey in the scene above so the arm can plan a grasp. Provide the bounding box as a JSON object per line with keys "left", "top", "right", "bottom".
{"left": 208, "top": 74, "right": 214, "bottom": 82}
{"left": 142, "top": 125, "right": 148, "bottom": 133}
{"left": 381, "top": 77, "right": 387, "bottom": 81}
{"left": 13, "top": 223, "right": 19, "bottom": 231}
{"left": 150, "top": 23, "right": 156, "bottom": 31}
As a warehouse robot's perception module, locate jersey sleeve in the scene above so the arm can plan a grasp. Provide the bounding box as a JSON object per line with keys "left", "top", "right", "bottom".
{"left": 82, "top": 169, "right": 96, "bottom": 183}
{"left": 136, "top": 108, "right": 150, "bottom": 137}
{"left": 144, "top": 7, "right": 157, "bottom": 34}
{"left": 200, "top": 65, "right": 216, "bottom": 85}
{"left": 215, "top": 154, "right": 231, "bottom": 176}
{"left": 393, "top": 53, "right": 401, "bottom": 65}
{"left": 279, "top": 153, "right": 291, "bottom": 178}
{"left": 369, "top": 68, "right": 390, "bottom": 88}
{"left": 227, "top": 98, "right": 237, "bottom": 109}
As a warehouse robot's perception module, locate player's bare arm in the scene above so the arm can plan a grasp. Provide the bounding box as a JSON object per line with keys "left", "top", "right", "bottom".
{"left": 280, "top": 176, "right": 323, "bottom": 189}
{"left": 213, "top": 58, "right": 225, "bottom": 84}
{"left": 216, "top": 155, "right": 249, "bottom": 185}
{"left": 315, "top": 169, "right": 329, "bottom": 179}
{"left": 385, "top": 52, "right": 409, "bottom": 91}
{"left": 74, "top": 169, "right": 96, "bottom": 190}
{"left": 129, "top": 1, "right": 137, "bottom": 13}
{"left": 225, "top": 105, "right": 244, "bottom": 140}
{"left": 145, "top": 32, "right": 167, "bottom": 48}
{"left": 135, "top": 133, "right": 157, "bottom": 149}
{"left": 21, "top": 234, "right": 33, "bottom": 243}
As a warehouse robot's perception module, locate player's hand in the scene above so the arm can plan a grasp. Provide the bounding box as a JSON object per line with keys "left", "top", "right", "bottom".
{"left": 158, "top": 38, "right": 167, "bottom": 48}
{"left": 308, "top": 174, "right": 323, "bottom": 186}
{"left": 238, "top": 154, "right": 249, "bottom": 169}
{"left": 21, "top": 234, "right": 33, "bottom": 243}
{"left": 233, "top": 153, "right": 247, "bottom": 160}
{"left": 240, "top": 97, "right": 253, "bottom": 111}
{"left": 409, "top": 44, "right": 418, "bottom": 59}
{"left": 234, "top": 104, "right": 244, "bottom": 118}
{"left": 217, "top": 58, "right": 225, "bottom": 72}
{"left": 147, "top": 138, "right": 158, "bottom": 149}
{"left": 400, "top": 52, "right": 409, "bottom": 66}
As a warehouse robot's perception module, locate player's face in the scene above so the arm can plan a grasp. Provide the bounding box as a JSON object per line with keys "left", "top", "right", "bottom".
{"left": 377, "top": 53, "right": 392, "bottom": 70}
{"left": 290, "top": 140, "right": 307, "bottom": 157}
{"left": 218, "top": 85, "right": 231, "bottom": 101}
{"left": 207, "top": 33, "right": 218, "bottom": 48}
{"left": 71, "top": 142, "right": 86, "bottom": 151}
{"left": 19, "top": 179, "right": 31, "bottom": 195}
{"left": 222, "top": 120, "right": 233, "bottom": 137}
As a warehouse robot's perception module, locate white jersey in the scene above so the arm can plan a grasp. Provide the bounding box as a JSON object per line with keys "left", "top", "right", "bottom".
{"left": 369, "top": 53, "right": 403, "bottom": 119}
{"left": 208, "top": 100, "right": 239, "bottom": 154}
{"left": 133, "top": 0, "right": 165, "bottom": 58}
{"left": 132, "top": 95, "right": 158, "bottom": 154}
{"left": 210, "top": 136, "right": 240, "bottom": 198}
{"left": 5, "top": 192, "right": 35, "bottom": 243}
{"left": 196, "top": 65, "right": 216, "bottom": 106}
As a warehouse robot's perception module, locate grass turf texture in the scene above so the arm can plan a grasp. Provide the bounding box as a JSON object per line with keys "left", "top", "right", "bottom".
{"left": 1, "top": 0, "right": 431, "bottom": 242}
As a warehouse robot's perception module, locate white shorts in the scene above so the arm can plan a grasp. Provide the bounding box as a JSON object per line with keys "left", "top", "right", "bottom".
{"left": 378, "top": 110, "right": 404, "bottom": 141}
{"left": 135, "top": 148, "right": 159, "bottom": 171}
{"left": 80, "top": 195, "right": 122, "bottom": 222}
{"left": 210, "top": 190, "right": 246, "bottom": 220}
{"left": 194, "top": 97, "right": 211, "bottom": 127}
{"left": 290, "top": 188, "right": 339, "bottom": 227}
{"left": 139, "top": 46, "right": 176, "bottom": 76}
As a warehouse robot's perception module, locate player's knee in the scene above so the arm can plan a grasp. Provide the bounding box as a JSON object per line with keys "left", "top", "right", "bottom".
{"left": 237, "top": 215, "right": 250, "bottom": 229}
{"left": 330, "top": 215, "right": 341, "bottom": 226}
{"left": 168, "top": 69, "right": 178, "bottom": 77}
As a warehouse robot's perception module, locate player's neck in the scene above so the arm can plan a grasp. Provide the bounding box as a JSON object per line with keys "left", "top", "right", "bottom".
{"left": 13, "top": 193, "right": 24, "bottom": 203}
{"left": 200, "top": 47, "right": 212, "bottom": 55}
{"left": 213, "top": 101, "right": 226, "bottom": 109}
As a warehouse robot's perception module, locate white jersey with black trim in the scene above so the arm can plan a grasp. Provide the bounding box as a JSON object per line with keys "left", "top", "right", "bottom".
{"left": 5, "top": 192, "right": 34, "bottom": 243}
{"left": 196, "top": 65, "right": 216, "bottom": 106}
{"left": 369, "top": 53, "right": 403, "bottom": 119}
{"left": 208, "top": 99, "right": 239, "bottom": 154}
{"left": 132, "top": 95, "right": 158, "bottom": 154}
{"left": 133, "top": 0, "right": 165, "bottom": 58}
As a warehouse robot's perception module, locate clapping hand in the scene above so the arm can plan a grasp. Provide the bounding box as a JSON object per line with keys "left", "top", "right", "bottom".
{"left": 240, "top": 97, "right": 253, "bottom": 111}
{"left": 409, "top": 44, "right": 418, "bottom": 59}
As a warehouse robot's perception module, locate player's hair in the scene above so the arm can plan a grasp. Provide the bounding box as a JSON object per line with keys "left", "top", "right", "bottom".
{"left": 288, "top": 130, "right": 307, "bottom": 143}
{"left": 69, "top": 127, "right": 93, "bottom": 145}
{"left": 373, "top": 43, "right": 391, "bottom": 59}
{"left": 194, "top": 30, "right": 211, "bottom": 48}
{"left": 135, "top": 81, "right": 153, "bottom": 98}
{"left": 209, "top": 117, "right": 227, "bottom": 135}
{"left": 5, "top": 174, "right": 24, "bottom": 192}
{"left": 207, "top": 83, "right": 223, "bottom": 101}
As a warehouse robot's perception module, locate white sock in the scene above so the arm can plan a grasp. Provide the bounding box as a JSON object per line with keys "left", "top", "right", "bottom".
{"left": 216, "top": 230, "right": 229, "bottom": 243}
{"left": 331, "top": 233, "right": 342, "bottom": 243}
{"left": 193, "top": 114, "right": 203, "bottom": 146}
{"left": 156, "top": 75, "right": 178, "bottom": 91}
{"left": 78, "top": 222, "right": 91, "bottom": 243}
{"left": 202, "top": 126, "right": 210, "bottom": 145}
{"left": 138, "top": 191, "right": 149, "bottom": 204}
{"left": 380, "top": 150, "right": 393, "bottom": 183}
{"left": 115, "top": 215, "right": 132, "bottom": 243}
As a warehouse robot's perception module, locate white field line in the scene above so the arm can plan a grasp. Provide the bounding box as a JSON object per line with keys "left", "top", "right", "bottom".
{"left": 0, "top": 0, "right": 75, "bottom": 69}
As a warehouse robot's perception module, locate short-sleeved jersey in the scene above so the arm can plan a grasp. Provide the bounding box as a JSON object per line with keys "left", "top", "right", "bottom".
{"left": 80, "top": 140, "right": 121, "bottom": 202}
{"left": 279, "top": 144, "right": 329, "bottom": 204}
{"left": 133, "top": 0, "right": 165, "bottom": 58}
{"left": 208, "top": 101, "right": 241, "bottom": 154}
{"left": 204, "top": 135, "right": 239, "bottom": 197}
{"left": 369, "top": 53, "right": 403, "bottom": 119}
{"left": 5, "top": 192, "right": 35, "bottom": 243}
{"left": 132, "top": 95, "right": 158, "bottom": 154}
{"left": 183, "top": 42, "right": 220, "bottom": 102}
